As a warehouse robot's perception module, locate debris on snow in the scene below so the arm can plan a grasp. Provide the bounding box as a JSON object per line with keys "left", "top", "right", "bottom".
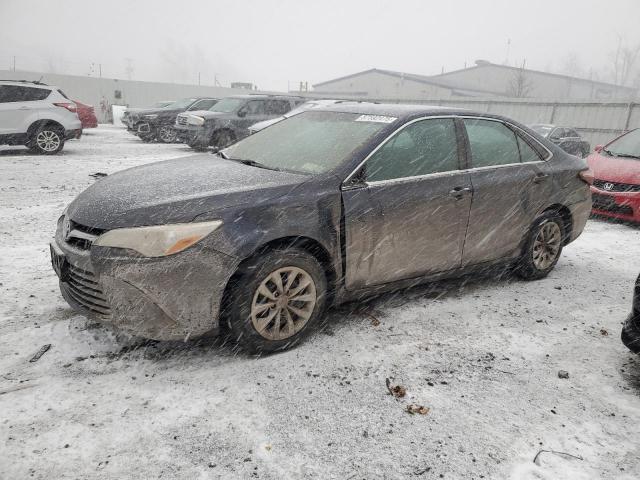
{"left": 533, "top": 449, "right": 583, "bottom": 466}
{"left": 406, "top": 404, "right": 430, "bottom": 415}
{"left": 385, "top": 378, "right": 406, "bottom": 398}
{"left": 29, "top": 344, "right": 51, "bottom": 363}
{"left": 558, "top": 370, "right": 570, "bottom": 379}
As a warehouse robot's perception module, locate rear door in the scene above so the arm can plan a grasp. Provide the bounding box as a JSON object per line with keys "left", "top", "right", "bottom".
{"left": 0, "top": 85, "right": 46, "bottom": 135}
{"left": 460, "top": 117, "right": 553, "bottom": 266}
{"left": 342, "top": 116, "right": 473, "bottom": 289}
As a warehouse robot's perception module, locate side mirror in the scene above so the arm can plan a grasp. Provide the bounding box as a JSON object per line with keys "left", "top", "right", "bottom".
{"left": 237, "top": 108, "right": 247, "bottom": 118}
{"left": 594, "top": 144, "right": 604, "bottom": 153}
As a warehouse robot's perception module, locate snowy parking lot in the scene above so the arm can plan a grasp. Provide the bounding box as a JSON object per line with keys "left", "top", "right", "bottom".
{"left": 1, "top": 126, "right": 639, "bottom": 479}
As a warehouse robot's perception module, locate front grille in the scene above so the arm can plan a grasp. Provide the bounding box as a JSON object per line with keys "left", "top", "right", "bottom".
{"left": 65, "top": 220, "right": 105, "bottom": 250}
{"left": 592, "top": 193, "right": 634, "bottom": 216}
{"left": 66, "top": 265, "right": 111, "bottom": 316}
{"left": 177, "top": 115, "right": 187, "bottom": 125}
{"left": 593, "top": 179, "right": 640, "bottom": 193}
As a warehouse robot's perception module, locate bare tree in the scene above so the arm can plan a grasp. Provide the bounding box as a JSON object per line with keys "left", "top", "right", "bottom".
{"left": 507, "top": 60, "right": 533, "bottom": 98}
{"left": 611, "top": 36, "right": 640, "bottom": 87}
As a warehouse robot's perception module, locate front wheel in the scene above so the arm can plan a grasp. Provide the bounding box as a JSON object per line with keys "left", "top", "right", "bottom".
{"left": 227, "top": 248, "right": 327, "bottom": 353}
{"left": 516, "top": 212, "right": 564, "bottom": 280}
{"left": 29, "top": 126, "right": 65, "bottom": 154}
{"left": 157, "top": 125, "right": 177, "bottom": 143}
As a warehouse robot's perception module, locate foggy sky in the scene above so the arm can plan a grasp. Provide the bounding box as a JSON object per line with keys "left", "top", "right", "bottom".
{"left": 1, "top": 0, "right": 639, "bottom": 91}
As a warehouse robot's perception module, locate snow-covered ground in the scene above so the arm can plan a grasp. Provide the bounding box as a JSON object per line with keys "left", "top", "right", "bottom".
{"left": 1, "top": 126, "right": 639, "bottom": 479}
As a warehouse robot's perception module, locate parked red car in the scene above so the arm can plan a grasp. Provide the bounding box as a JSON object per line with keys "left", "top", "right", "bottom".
{"left": 587, "top": 128, "right": 640, "bottom": 222}
{"left": 74, "top": 100, "right": 98, "bottom": 129}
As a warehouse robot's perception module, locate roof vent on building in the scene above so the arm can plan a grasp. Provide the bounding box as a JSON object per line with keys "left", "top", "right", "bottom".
{"left": 475, "top": 60, "right": 491, "bottom": 66}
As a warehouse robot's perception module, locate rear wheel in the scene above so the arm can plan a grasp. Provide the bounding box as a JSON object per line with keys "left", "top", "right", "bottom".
{"left": 28, "top": 125, "right": 65, "bottom": 155}
{"left": 227, "top": 248, "right": 327, "bottom": 353}
{"left": 517, "top": 211, "right": 564, "bottom": 280}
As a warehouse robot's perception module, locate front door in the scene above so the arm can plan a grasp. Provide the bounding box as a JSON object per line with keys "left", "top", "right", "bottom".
{"left": 342, "top": 117, "right": 473, "bottom": 289}
{"left": 460, "top": 117, "right": 553, "bottom": 266}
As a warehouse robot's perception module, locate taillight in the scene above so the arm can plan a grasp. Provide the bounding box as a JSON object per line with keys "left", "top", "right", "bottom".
{"left": 53, "top": 102, "right": 77, "bottom": 113}
{"left": 579, "top": 168, "right": 594, "bottom": 185}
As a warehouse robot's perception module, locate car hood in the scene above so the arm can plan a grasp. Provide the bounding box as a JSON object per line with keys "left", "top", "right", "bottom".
{"left": 587, "top": 152, "right": 640, "bottom": 184}
{"left": 67, "top": 155, "right": 310, "bottom": 229}
{"left": 188, "top": 110, "right": 228, "bottom": 120}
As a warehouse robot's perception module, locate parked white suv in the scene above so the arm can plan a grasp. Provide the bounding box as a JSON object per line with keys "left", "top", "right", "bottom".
{"left": 0, "top": 80, "right": 82, "bottom": 154}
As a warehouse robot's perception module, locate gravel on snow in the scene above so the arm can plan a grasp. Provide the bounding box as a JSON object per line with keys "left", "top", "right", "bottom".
{"left": 1, "top": 126, "right": 639, "bottom": 479}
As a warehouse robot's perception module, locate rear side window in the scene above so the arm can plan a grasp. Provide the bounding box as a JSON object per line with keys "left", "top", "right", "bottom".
{"left": 464, "top": 119, "right": 520, "bottom": 168}
{"left": 266, "top": 100, "right": 291, "bottom": 115}
{"left": 0, "top": 85, "right": 50, "bottom": 102}
{"left": 365, "top": 118, "right": 459, "bottom": 182}
{"left": 517, "top": 135, "right": 543, "bottom": 163}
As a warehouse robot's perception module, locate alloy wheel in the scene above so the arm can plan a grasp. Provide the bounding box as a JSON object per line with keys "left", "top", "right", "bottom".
{"left": 250, "top": 266, "right": 317, "bottom": 341}
{"left": 36, "top": 130, "right": 61, "bottom": 152}
{"left": 532, "top": 221, "right": 562, "bottom": 270}
{"left": 158, "top": 126, "right": 176, "bottom": 143}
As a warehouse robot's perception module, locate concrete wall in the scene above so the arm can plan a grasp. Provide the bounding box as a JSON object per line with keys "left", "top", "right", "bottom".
{"left": 313, "top": 70, "right": 454, "bottom": 99}
{"left": 0, "top": 70, "right": 269, "bottom": 122}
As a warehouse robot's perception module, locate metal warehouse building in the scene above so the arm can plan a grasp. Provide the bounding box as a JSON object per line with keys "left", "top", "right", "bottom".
{"left": 313, "top": 60, "right": 638, "bottom": 100}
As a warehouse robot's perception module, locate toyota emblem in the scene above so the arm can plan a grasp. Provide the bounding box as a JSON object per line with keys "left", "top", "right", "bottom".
{"left": 603, "top": 182, "right": 614, "bottom": 191}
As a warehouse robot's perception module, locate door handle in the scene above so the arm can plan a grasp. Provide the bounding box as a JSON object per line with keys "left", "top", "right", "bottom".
{"left": 533, "top": 173, "right": 550, "bottom": 183}
{"left": 449, "top": 186, "right": 471, "bottom": 199}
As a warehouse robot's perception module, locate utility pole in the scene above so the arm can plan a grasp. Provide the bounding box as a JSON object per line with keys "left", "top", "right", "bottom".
{"left": 99, "top": 64, "right": 102, "bottom": 78}
{"left": 13, "top": 56, "right": 16, "bottom": 72}
{"left": 198, "top": 72, "right": 201, "bottom": 85}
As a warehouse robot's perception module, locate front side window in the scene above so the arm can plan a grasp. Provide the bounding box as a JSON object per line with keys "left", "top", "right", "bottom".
{"left": 209, "top": 97, "right": 245, "bottom": 113}
{"left": 464, "top": 119, "right": 520, "bottom": 168}
{"left": 365, "top": 118, "right": 459, "bottom": 182}
{"left": 223, "top": 111, "right": 388, "bottom": 174}
{"left": 243, "top": 100, "right": 266, "bottom": 115}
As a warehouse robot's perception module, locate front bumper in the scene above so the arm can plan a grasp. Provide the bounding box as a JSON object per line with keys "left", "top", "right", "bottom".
{"left": 590, "top": 186, "right": 640, "bottom": 223}
{"left": 50, "top": 227, "right": 239, "bottom": 341}
{"left": 622, "top": 313, "right": 640, "bottom": 354}
{"left": 176, "top": 124, "right": 210, "bottom": 147}
{"left": 65, "top": 129, "right": 82, "bottom": 140}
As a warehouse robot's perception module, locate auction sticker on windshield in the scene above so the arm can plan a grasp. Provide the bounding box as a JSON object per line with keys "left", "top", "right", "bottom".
{"left": 355, "top": 114, "right": 397, "bottom": 123}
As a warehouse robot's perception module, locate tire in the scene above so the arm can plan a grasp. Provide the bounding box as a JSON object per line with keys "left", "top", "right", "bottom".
{"left": 139, "top": 131, "right": 156, "bottom": 143}
{"left": 28, "top": 125, "right": 65, "bottom": 155}
{"left": 516, "top": 211, "right": 565, "bottom": 280}
{"left": 574, "top": 150, "right": 584, "bottom": 158}
{"left": 227, "top": 248, "right": 327, "bottom": 353}
{"left": 212, "top": 129, "right": 235, "bottom": 149}
{"left": 157, "top": 125, "right": 177, "bottom": 143}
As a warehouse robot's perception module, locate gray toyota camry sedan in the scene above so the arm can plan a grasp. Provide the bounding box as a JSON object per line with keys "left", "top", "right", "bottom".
{"left": 51, "top": 104, "right": 592, "bottom": 352}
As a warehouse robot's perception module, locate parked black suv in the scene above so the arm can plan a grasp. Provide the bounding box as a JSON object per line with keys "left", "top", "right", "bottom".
{"left": 129, "top": 97, "right": 218, "bottom": 143}
{"left": 175, "top": 94, "right": 305, "bottom": 150}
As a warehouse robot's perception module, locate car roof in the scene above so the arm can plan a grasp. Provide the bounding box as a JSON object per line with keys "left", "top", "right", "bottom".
{"left": 315, "top": 102, "right": 473, "bottom": 118}
{"left": 227, "top": 94, "right": 306, "bottom": 100}
{"left": 0, "top": 80, "right": 52, "bottom": 89}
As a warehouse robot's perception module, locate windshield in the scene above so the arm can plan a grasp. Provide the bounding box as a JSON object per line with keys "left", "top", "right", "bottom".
{"left": 209, "top": 97, "right": 245, "bottom": 112}
{"left": 223, "top": 111, "right": 390, "bottom": 174}
{"left": 167, "top": 98, "right": 198, "bottom": 109}
{"left": 154, "top": 101, "right": 174, "bottom": 108}
{"left": 530, "top": 125, "right": 553, "bottom": 137}
{"left": 604, "top": 129, "right": 640, "bottom": 158}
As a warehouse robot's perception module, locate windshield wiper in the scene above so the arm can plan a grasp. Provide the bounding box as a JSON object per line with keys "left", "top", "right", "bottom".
{"left": 612, "top": 153, "right": 640, "bottom": 160}
{"left": 602, "top": 148, "right": 616, "bottom": 156}
{"left": 215, "top": 150, "right": 229, "bottom": 159}
{"left": 228, "top": 157, "right": 279, "bottom": 171}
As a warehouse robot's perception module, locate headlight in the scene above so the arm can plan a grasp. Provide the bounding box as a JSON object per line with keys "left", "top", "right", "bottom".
{"left": 143, "top": 114, "right": 158, "bottom": 119}
{"left": 187, "top": 115, "right": 205, "bottom": 126}
{"left": 93, "top": 220, "right": 222, "bottom": 257}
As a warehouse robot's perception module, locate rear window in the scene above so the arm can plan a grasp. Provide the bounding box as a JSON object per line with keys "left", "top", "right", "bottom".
{"left": 0, "top": 85, "right": 51, "bottom": 102}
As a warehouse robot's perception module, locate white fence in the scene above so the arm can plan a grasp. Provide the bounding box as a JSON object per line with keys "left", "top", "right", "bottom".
{"left": 360, "top": 97, "right": 640, "bottom": 147}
